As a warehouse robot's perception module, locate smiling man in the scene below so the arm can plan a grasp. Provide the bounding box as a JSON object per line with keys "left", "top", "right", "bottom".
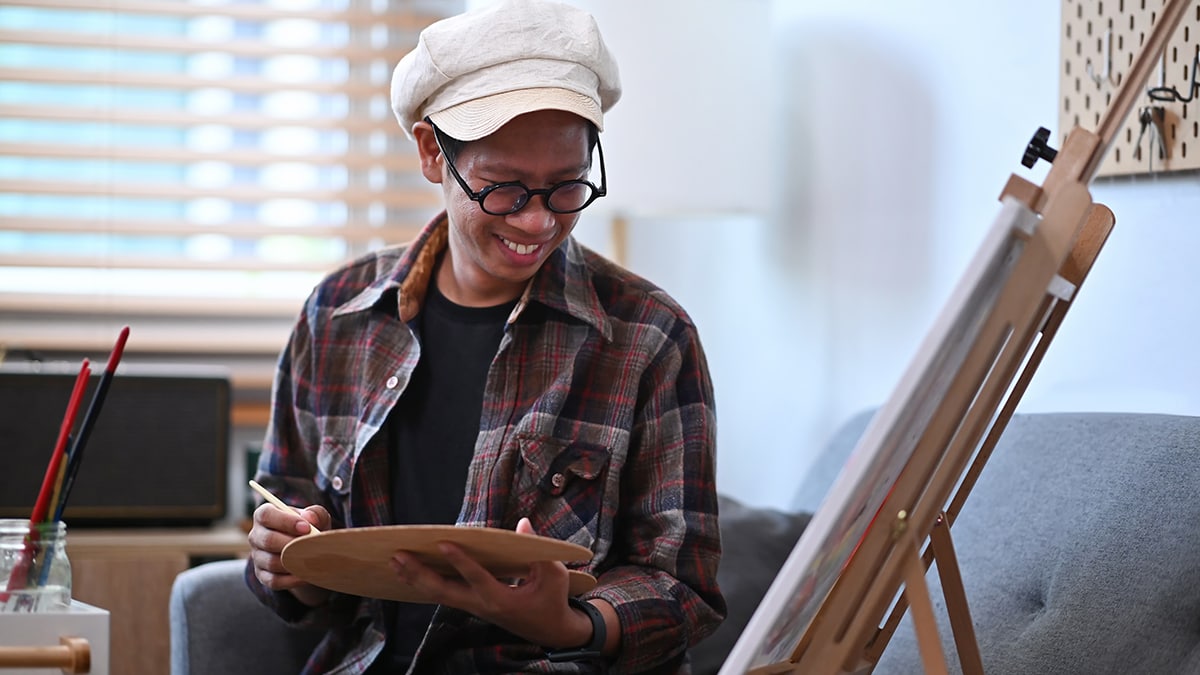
{"left": 244, "top": 1, "right": 725, "bottom": 673}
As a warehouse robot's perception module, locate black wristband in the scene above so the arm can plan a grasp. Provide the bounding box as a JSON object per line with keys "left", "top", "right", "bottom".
{"left": 546, "top": 597, "right": 606, "bottom": 663}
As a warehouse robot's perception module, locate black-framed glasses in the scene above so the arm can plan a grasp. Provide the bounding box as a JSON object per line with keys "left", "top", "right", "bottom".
{"left": 430, "top": 123, "right": 607, "bottom": 216}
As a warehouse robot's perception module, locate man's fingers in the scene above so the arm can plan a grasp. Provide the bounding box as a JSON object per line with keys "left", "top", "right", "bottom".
{"left": 301, "top": 505, "right": 331, "bottom": 531}
{"left": 248, "top": 520, "right": 300, "bottom": 556}
{"left": 254, "top": 502, "right": 312, "bottom": 536}
{"left": 249, "top": 548, "right": 290, "bottom": 576}
{"left": 438, "top": 542, "right": 504, "bottom": 590}
{"left": 525, "top": 559, "right": 562, "bottom": 585}
{"left": 252, "top": 553, "right": 308, "bottom": 591}
{"left": 391, "top": 552, "right": 472, "bottom": 606}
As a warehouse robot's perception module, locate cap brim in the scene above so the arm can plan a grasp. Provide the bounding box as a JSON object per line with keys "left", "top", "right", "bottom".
{"left": 428, "top": 87, "right": 603, "bottom": 141}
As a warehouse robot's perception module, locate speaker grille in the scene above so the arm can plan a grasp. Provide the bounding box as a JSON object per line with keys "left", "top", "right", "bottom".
{"left": 0, "top": 366, "right": 230, "bottom": 526}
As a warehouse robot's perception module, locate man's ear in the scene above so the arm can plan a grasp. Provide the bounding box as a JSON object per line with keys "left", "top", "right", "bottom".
{"left": 411, "top": 120, "right": 444, "bottom": 184}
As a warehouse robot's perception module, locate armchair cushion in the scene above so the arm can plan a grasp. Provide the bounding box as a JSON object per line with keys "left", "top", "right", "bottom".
{"left": 169, "top": 558, "right": 323, "bottom": 675}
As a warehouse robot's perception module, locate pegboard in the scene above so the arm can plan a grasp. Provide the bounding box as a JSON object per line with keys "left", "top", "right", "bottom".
{"left": 1061, "top": 0, "right": 1200, "bottom": 176}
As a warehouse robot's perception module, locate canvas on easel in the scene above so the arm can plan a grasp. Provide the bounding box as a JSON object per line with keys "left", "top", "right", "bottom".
{"left": 719, "top": 1, "right": 1191, "bottom": 673}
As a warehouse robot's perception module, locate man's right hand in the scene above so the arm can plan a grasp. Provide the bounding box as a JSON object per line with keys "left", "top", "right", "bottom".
{"left": 247, "top": 500, "right": 332, "bottom": 607}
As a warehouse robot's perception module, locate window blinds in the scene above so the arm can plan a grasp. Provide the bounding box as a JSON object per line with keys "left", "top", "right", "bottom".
{"left": 0, "top": 0, "right": 452, "bottom": 372}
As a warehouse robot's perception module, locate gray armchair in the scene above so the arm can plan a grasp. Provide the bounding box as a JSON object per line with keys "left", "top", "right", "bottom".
{"left": 170, "top": 411, "right": 1200, "bottom": 674}
{"left": 170, "top": 558, "right": 323, "bottom": 675}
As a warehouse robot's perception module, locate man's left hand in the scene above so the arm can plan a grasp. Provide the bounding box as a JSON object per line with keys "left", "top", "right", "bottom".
{"left": 389, "top": 517, "right": 595, "bottom": 649}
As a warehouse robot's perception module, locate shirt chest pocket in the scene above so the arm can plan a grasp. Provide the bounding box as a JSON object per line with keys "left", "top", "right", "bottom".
{"left": 512, "top": 435, "right": 611, "bottom": 552}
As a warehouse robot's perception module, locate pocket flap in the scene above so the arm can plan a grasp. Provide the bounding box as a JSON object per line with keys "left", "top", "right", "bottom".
{"left": 517, "top": 435, "right": 610, "bottom": 494}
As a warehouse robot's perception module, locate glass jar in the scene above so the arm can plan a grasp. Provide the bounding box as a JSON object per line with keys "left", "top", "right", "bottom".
{"left": 0, "top": 519, "right": 71, "bottom": 612}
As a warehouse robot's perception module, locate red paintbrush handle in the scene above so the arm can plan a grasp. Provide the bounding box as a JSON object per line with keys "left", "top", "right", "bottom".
{"left": 29, "top": 361, "right": 90, "bottom": 525}
{"left": 3, "top": 359, "right": 91, "bottom": 597}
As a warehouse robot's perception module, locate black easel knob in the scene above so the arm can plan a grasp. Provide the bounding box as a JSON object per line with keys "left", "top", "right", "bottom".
{"left": 1021, "top": 127, "right": 1058, "bottom": 168}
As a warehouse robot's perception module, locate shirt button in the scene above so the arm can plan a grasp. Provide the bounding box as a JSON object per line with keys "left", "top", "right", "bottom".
{"left": 331, "top": 476, "right": 344, "bottom": 491}
{"left": 385, "top": 376, "right": 399, "bottom": 389}
{"left": 550, "top": 473, "right": 566, "bottom": 489}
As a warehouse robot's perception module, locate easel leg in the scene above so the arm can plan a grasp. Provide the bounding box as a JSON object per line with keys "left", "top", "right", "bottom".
{"left": 930, "top": 514, "right": 985, "bottom": 675}
{"left": 902, "top": 533, "right": 949, "bottom": 675}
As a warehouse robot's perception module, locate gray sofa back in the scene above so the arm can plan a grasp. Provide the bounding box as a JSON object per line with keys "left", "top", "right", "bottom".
{"left": 879, "top": 411, "right": 1200, "bottom": 674}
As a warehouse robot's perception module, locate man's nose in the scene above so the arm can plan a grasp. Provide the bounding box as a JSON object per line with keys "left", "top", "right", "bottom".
{"left": 508, "top": 195, "right": 557, "bottom": 233}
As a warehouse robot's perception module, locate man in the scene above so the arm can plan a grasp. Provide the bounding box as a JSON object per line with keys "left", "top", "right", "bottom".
{"left": 245, "top": 1, "right": 724, "bottom": 672}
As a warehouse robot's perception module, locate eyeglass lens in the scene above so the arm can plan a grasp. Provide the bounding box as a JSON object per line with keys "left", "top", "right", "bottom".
{"left": 482, "top": 182, "right": 595, "bottom": 215}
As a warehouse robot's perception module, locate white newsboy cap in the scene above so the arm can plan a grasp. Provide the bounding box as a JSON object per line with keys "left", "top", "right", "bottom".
{"left": 390, "top": 0, "right": 621, "bottom": 142}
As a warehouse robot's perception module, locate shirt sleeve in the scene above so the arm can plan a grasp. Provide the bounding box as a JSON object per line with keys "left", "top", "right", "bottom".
{"left": 242, "top": 299, "right": 353, "bottom": 629}
{"left": 585, "top": 316, "right": 726, "bottom": 673}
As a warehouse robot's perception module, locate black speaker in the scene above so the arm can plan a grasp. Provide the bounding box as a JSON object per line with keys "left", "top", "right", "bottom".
{"left": 0, "top": 364, "right": 230, "bottom": 526}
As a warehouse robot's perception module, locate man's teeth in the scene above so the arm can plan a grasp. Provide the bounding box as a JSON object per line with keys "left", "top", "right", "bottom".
{"left": 501, "top": 238, "right": 540, "bottom": 255}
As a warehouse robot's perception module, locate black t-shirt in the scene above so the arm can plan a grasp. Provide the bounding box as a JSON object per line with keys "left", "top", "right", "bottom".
{"left": 371, "top": 282, "right": 516, "bottom": 672}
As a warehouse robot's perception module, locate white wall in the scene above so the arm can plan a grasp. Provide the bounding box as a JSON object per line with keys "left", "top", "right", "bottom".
{"left": 484, "top": 1, "right": 1200, "bottom": 510}
{"left": 756, "top": 0, "right": 1200, "bottom": 510}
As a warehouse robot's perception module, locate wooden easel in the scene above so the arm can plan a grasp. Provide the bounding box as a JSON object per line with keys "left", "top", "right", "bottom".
{"left": 744, "top": 1, "right": 1192, "bottom": 673}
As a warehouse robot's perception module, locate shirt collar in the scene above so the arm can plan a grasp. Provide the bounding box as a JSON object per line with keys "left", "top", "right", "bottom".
{"left": 330, "top": 212, "right": 448, "bottom": 320}
{"left": 332, "top": 212, "right": 613, "bottom": 342}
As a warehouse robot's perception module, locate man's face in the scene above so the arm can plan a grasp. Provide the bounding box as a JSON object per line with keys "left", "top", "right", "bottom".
{"left": 421, "top": 109, "right": 594, "bottom": 307}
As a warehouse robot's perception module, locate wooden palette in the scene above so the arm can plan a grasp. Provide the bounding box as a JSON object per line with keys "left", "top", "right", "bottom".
{"left": 280, "top": 524, "right": 596, "bottom": 604}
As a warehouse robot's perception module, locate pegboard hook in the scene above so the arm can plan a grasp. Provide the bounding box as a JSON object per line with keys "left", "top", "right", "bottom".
{"left": 1147, "top": 52, "right": 1200, "bottom": 104}
{"left": 1085, "top": 30, "right": 1118, "bottom": 87}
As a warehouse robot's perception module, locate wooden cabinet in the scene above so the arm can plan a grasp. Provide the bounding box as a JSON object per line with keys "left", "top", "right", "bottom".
{"left": 67, "top": 527, "right": 249, "bottom": 675}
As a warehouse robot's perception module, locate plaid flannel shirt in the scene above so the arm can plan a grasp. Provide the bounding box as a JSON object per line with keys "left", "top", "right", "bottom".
{"left": 246, "top": 213, "right": 725, "bottom": 674}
